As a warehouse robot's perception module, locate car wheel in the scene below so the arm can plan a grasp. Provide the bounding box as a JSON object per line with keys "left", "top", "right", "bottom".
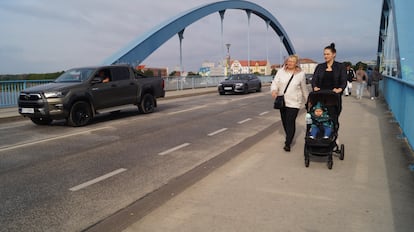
{"left": 257, "top": 83, "right": 262, "bottom": 92}
{"left": 68, "top": 101, "right": 92, "bottom": 127}
{"left": 138, "top": 93, "right": 155, "bottom": 114}
{"left": 30, "top": 117, "right": 52, "bottom": 125}
{"left": 243, "top": 84, "right": 249, "bottom": 94}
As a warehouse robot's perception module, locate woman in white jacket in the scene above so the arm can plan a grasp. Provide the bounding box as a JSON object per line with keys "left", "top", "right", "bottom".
{"left": 271, "top": 55, "right": 309, "bottom": 151}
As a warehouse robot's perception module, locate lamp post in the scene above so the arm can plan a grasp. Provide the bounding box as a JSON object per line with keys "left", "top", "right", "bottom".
{"left": 225, "top": 43, "right": 231, "bottom": 76}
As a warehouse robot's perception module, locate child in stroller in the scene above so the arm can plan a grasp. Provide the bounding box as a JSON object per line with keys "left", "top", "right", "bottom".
{"left": 304, "top": 90, "right": 344, "bottom": 169}
{"left": 308, "top": 102, "right": 333, "bottom": 139}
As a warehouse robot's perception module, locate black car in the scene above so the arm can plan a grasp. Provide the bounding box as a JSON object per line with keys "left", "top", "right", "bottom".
{"left": 218, "top": 74, "right": 262, "bottom": 95}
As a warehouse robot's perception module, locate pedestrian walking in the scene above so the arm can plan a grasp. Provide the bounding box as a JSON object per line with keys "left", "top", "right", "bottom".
{"left": 271, "top": 55, "right": 308, "bottom": 152}
{"left": 355, "top": 66, "right": 368, "bottom": 99}
{"left": 344, "top": 63, "right": 356, "bottom": 96}
{"left": 311, "top": 42, "right": 347, "bottom": 124}
{"left": 370, "top": 66, "right": 382, "bottom": 100}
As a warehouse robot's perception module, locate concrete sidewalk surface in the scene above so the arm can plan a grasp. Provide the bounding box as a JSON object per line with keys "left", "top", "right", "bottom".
{"left": 122, "top": 96, "right": 414, "bottom": 232}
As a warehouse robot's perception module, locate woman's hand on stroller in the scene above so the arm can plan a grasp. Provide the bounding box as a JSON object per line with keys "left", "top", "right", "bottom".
{"left": 333, "top": 88, "right": 343, "bottom": 94}
{"left": 313, "top": 87, "right": 321, "bottom": 92}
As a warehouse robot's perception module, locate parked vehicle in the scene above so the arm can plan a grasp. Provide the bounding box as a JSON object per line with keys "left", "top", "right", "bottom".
{"left": 305, "top": 74, "right": 313, "bottom": 85}
{"left": 218, "top": 74, "right": 262, "bottom": 95}
{"left": 18, "top": 65, "right": 165, "bottom": 126}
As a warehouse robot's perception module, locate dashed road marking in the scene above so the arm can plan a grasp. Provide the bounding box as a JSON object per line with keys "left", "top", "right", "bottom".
{"left": 167, "top": 106, "right": 206, "bottom": 115}
{"left": 158, "top": 143, "right": 191, "bottom": 156}
{"left": 259, "top": 111, "right": 269, "bottom": 116}
{"left": 69, "top": 168, "right": 127, "bottom": 192}
{"left": 208, "top": 128, "right": 228, "bottom": 136}
{"left": 238, "top": 118, "right": 252, "bottom": 124}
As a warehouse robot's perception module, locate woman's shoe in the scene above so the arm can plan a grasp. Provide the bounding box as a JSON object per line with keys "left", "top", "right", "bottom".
{"left": 283, "top": 145, "right": 291, "bottom": 152}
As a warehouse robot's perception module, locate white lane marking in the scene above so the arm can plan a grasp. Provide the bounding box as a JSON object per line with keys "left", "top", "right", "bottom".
{"left": 167, "top": 106, "right": 206, "bottom": 115}
{"left": 158, "top": 143, "right": 191, "bottom": 156}
{"left": 208, "top": 128, "right": 228, "bottom": 136}
{"left": 0, "top": 127, "right": 112, "bottom": 152}
{"left": 238, "top": 118, "right": 252, "bottom": 124}
{"left": 69, "top": 168, "right": 127, "bottom": 192}
{"left": 259, "top": 111, "right": 269, "bottom": 116}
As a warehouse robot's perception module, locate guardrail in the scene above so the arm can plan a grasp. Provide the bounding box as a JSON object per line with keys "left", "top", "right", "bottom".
{"left": 0, "top": 80, "right": 52, "bottom": 108}
{"left": 380, "top": 76, "right": 414, "bottom": 150}
{"left": 0, "top": 76, "right": 274, "bottom": 108}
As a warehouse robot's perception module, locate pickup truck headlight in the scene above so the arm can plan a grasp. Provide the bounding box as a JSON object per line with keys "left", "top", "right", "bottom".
{"left": 44, "top": 91, "right": 64, "bottom": 98}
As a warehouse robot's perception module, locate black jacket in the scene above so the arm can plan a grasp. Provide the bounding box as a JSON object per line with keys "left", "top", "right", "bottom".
{"left": 312, "top": 61, "right": 347, "bottom": 93}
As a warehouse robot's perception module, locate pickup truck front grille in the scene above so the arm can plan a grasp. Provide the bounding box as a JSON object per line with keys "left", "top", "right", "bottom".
{"left": 18, "top": 93, "right": 45, "bottom": 108}
{"left": 19, "top": 93, "right": 42, "bottom": 101}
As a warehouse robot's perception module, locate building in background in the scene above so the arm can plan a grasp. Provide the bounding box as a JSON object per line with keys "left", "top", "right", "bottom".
{"left": 229, "top": 60, "right": 271, "bottom": 75}
{"left": 299, "top": 58, "right": 317, "bottom": 74}
{"left": 136, "top": 65, "right": 168, "bottom": 77}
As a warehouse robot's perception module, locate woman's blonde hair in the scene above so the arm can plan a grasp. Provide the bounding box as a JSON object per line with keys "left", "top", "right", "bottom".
{"left": 284, "top": 54, "right": 300, "bottom": 66}
{"left": 284, "top": 55, "right": 301, "bottom": 73}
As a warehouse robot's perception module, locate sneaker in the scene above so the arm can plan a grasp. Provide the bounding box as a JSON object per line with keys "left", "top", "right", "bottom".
{"left": 309, "top": 136, "right": 315, "bottom": 139}
{"left": 371, "top": 97, "right": 374, "bottom": 100}
{"left": 323, "top": 136, "right": 329, "bottom": 139}
{"left": 283, "top": 145, "right": 291, "bottom": 152}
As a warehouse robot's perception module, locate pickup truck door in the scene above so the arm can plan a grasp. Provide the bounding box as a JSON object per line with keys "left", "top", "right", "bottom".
{"left": 109, "top": 67, "right": 137, "bottom": 106}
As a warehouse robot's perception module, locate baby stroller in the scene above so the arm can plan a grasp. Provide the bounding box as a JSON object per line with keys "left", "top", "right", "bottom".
{"left": 304, "top": 90, "right": 345, "bottom": 169}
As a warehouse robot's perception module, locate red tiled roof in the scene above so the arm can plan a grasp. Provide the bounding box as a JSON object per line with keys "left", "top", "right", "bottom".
{"left": 232, "top": 60, "right": 268, "bottom": 66}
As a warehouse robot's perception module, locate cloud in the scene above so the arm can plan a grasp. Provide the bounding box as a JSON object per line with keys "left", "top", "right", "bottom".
{"left": 0, "top": 0, "right": 382, "bottom": 74}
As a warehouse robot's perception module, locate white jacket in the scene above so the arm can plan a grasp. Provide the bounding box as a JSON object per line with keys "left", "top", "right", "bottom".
{"left": 271, "top": 68, "right": 308, "bottom": 109}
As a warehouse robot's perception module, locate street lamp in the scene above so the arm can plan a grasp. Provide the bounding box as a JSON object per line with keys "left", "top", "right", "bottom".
{"left": 225, "top": 43, "right": 231, "bottom": 76}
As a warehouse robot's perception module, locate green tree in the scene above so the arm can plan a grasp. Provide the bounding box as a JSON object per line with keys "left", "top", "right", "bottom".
{"left": 143, "top": 70, "right": 154, "bottom": 77}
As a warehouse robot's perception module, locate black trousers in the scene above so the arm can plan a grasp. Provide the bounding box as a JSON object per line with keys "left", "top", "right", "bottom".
{"left": 280, "top": 107, "right": 299, "bottom": 146}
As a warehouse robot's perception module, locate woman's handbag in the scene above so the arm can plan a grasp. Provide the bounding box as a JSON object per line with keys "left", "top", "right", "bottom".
{"left": 273, "top": 74, "right": 294, "bottom": 109}
{"left": 273, "top": 96, "right": 285, "bottom": 109}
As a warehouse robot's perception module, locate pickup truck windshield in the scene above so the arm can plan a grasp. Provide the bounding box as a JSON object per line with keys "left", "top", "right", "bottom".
{"left": 55, "top": 68, "right": 95, "bottom": 83}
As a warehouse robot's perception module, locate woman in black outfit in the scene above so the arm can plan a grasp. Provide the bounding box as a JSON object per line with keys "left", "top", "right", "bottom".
{"left": 311, "top": 43, "right": 347, "bottom": 127}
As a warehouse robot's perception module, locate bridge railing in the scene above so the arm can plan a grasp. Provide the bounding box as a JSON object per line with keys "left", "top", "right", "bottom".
{"left": 0, "top": 75, "right": 274, "bottom": 108}
{"left": 381, "top": 76, "right": 414, "bottom": 150}
{"left": 0, "top": 80, "right": 52, "bottom": 108}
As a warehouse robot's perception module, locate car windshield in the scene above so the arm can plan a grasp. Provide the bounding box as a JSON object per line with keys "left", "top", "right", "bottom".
{"left": 227, "top": 75, "right": 249, "bottom": 80}
{"left": 54, "top": 68, "right": 95, "bottom": 83}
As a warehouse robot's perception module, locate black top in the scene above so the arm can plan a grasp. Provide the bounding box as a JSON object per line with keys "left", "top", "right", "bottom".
{"left": 320, "top": 71, "right": 335, "bottom": 90}
{"left": 312, "top": 61, "right": 347, "bottom": 94}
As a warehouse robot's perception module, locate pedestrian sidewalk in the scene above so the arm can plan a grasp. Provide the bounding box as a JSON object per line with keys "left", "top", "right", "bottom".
{"left": 123, "top": 96, "right": 414, "bottom": 232}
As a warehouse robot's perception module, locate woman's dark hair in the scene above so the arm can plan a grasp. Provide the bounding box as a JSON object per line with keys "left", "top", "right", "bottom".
{"left": 324, "top": 43, "right": 336, "bottom": 53}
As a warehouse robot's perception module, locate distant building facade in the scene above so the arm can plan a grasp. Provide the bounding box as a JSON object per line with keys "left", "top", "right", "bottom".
{"left": 136, "top": 65, "right": 168, "bottom": 77}
{"left": 299, "top": 58, "right": 318, "bottom": 74}
{"left": 229, "top": 60, "right": 272, "bottom": 75}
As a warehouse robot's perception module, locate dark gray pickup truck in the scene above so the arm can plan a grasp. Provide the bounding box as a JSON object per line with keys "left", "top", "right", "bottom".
{"left": 18, "top": 65, "right": 165, "bottom": 126}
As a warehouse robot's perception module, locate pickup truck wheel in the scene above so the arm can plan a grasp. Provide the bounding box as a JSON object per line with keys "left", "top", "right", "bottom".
{"left": 68, "top": 101, "right": 92, "bottom": 127}
{"left": 30, "top": 117, "right": 52, "bottom": 125}
{"left": 138, "top": 93, "right": 155, "bottom": 114}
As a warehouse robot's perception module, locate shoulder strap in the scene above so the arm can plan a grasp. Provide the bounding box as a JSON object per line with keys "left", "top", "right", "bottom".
{"left": 283, "top": 74, "right": 295, "bottom": 94}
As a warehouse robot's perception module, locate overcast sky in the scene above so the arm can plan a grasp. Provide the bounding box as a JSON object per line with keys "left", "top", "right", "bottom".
{"left": 0, "top": 0, "right": 382, "bottom": 74}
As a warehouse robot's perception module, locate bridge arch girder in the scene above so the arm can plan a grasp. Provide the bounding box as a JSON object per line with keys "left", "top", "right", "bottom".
{"left": 102, "top": 0, "right": 295, "bottom": 65}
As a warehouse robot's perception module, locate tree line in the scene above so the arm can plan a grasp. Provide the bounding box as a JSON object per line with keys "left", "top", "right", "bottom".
{"left": 0, "top": 72, "right": 64, "bottom": 81}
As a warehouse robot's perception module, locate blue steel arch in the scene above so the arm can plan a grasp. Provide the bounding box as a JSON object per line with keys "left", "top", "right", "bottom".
{"left": 102, "top": 0, "right": 295, "bottom": 65}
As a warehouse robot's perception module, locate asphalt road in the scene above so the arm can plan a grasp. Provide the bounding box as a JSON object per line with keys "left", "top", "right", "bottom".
{"left": 0, "top": 88, "right": 278, "bottom": 232}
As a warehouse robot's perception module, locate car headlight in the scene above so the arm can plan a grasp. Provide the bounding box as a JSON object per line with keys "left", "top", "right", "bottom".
{"left": 235, "top": 83, "right": 244, "bottom": 87}
{"left": 44, "top": 91, "right": 64, "bottom": 98}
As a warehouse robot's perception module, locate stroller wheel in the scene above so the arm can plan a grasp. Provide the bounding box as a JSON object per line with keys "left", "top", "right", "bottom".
{"left": 327, "top": 160, "right": 333, "bottom": 169}
{"left": 339, "top": 144, "right": 345, "bottom": 160}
